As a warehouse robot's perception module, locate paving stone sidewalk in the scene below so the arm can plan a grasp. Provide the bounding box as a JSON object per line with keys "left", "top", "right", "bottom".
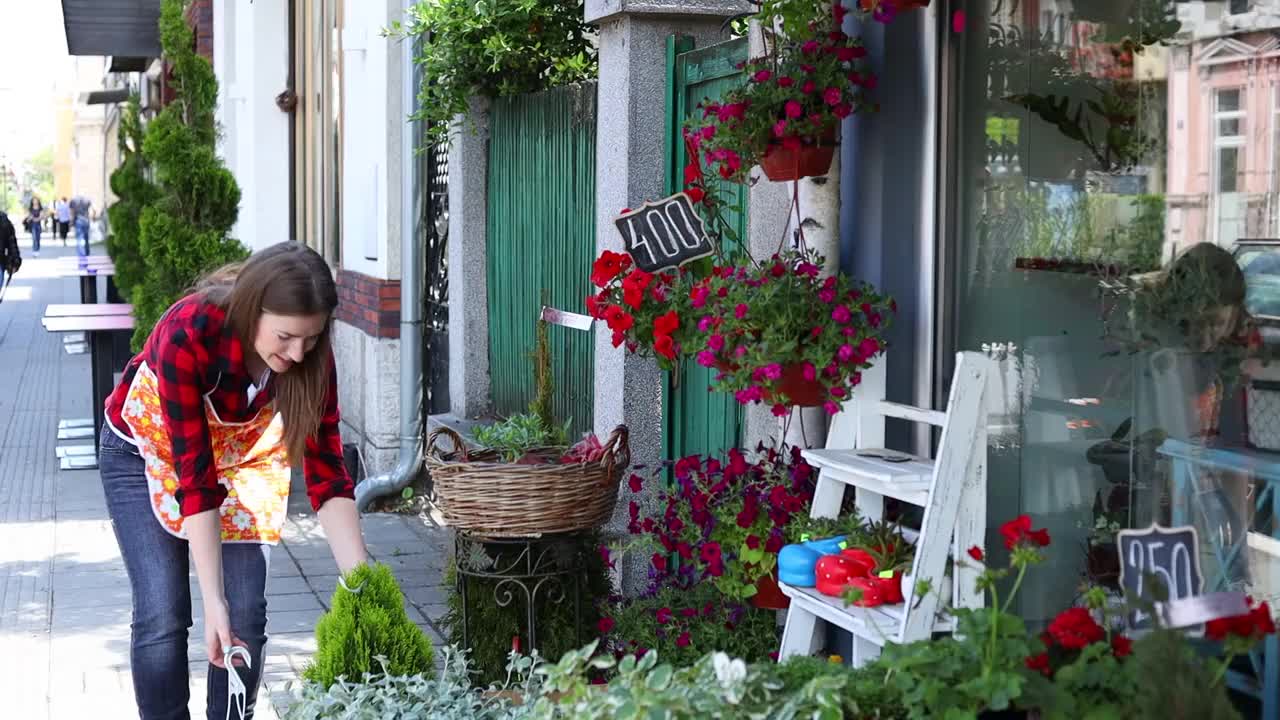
{"left": 0, "top": 241, "right": 451, "bottom": 719}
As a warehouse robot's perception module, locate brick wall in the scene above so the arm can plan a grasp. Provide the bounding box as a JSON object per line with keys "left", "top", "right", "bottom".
{"left": 336, "top": 269, "right": 401, "bottom": 339}
{"left": 185, "top": 0, "right": 214, "bottom": 60}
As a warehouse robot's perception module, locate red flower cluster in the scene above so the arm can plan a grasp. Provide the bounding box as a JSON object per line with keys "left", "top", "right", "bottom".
{"left": 1025, "top": 605, "right": 1132, "bottom": 678}
{"left": 999, "top": 514, "right": 1051, "bottom": 550}
{"left": 1047, "top": 607, "right": 1105, "bottom": 650}
{"left": 1206, "top": 597, "right": 1277, "bottom": 641}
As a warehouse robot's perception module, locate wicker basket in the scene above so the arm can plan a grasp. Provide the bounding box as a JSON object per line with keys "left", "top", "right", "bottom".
{"left": 426, "top": 425, "right": 630, "bottom": 538}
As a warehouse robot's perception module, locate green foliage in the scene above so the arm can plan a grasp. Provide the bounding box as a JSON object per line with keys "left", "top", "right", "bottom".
{"left": 131, "top": 0, "right": 247, "bottom": 348}
{"left": 389, "top": 0, "right": 597, "bottom": 145}
{"left": 106, "top": 96, "right": 159, "bottom": 302}
{"left": 287, "top": 646, "right": 541, "bottom": 720}
{"left": 531, "top": 641, "right": 905, "bottom": 720}
{"left": 440, "top": 541, "right": 611, "bottom": 686}
{"left": 303, "top": 563, "right": 435, "bottom": 688}
{"left": 529, "top": 315, "right": 555, "bottom": 434}
{"left": 602, "top": 584, "right": 780, "bottom": 668}
{"left": 472, "top": 413, "right": 571, "bottom": 462}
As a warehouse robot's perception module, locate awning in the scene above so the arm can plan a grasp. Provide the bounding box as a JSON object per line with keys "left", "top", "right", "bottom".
{"left": 61, "top": 0, "right": 161, "bottom": 58}
{"left": 108, "top": 56, "right": 150, "bottom": 73}
{"left": 84, "top": 88, "right": 131, "bottom": 105}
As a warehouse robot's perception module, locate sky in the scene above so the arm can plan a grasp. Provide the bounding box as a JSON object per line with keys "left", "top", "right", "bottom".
{"left": 0, "top": 0, "right": 74, "bottom": 165}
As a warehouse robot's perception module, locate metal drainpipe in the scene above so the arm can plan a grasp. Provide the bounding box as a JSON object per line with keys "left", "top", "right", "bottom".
{"left": 355, "top": 11, "right": 424, "bottom": 511}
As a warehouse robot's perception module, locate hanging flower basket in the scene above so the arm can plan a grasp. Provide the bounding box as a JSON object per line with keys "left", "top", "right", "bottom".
{"left": 760, "top": 141, "right": 837, "bottom": 182}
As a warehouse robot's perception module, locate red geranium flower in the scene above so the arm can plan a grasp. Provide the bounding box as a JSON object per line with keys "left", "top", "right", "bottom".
{"left": 676, "top": 632, "right": 691, "bottom": 648}
{"left": 1000, "top": 514, "right": 1050, "bottom": 550}
{"left": 651, "top": 553, "right": 667, "bottom": 573}
{"left": 685, "top": 186, "right": 705, "bottom": 204}
{"left": 967, "top": 546, "right": 984, "bottom": 562}
{"left": 1207, "top": 599, "right": 1276, "bottom": 640}
{"left": 1024, "top": 652, "right": 1051, "bottom": 677}
{"left": 1047, "top": 607, "right": 1105, "bottom": 650}
{"left": 1111, "top": 634, "right": 1133, "bottom": 658}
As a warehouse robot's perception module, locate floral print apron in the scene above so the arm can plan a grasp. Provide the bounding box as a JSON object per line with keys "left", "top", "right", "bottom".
{"left": 119, "top": 361, "right": 290, "bottom": 544}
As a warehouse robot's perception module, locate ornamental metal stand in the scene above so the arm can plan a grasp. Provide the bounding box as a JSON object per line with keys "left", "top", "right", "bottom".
{"left": 454, "top": 530, "right": 591, "bottom": 656}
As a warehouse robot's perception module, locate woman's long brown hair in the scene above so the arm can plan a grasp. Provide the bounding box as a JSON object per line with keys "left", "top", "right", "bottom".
{"left": 196, "top": 242, "right": 338, "bottom": 462}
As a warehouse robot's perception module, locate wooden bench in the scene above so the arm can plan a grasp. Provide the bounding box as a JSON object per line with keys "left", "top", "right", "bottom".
{"left": 44, "top": 303, "right": 132, "bottom": 317}
{"left": 54, "top": 263, "right": 116, "bottom": 304}
{"left": 41, "top": 313, "right": 136, "bottom": 468}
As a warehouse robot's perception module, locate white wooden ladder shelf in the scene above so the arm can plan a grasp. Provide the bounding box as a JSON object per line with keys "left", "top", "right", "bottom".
{"left": 778, "top": 351, "right": 991, "bottom": 666}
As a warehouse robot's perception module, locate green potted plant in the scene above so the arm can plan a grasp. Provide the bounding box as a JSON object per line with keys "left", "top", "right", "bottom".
{"left": 694, "top": 247, "right": 894, "bottom": 412}
{"left": 683, "top": 1, "right": 873, "bottom": 183}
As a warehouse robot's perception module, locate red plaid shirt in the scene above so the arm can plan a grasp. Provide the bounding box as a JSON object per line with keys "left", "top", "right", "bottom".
{"left": 104, "top": 294, "right": 355, "bottom": 516}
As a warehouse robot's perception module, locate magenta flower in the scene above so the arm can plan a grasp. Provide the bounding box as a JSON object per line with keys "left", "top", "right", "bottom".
{"left": 772, "top": 404, "right": 789, "bottom": 417}
{"left": 697, "top": 316, "right": 714, "bottom": 332}
{"left": 778, "top": 75, "right": 795, "bottom": 87}
{"left": 773, "top": 119, "right": 788, "bottom": 138}
{"left": 802, "top": 80, "right": 816, "bottom": 94}
{"left": 656, "top": 606, "right": 673, "bottom": 624}
{"left": 629, "top": 475, "right": 643, "bottom": 492}
{"left": 819, "top": 288, "right": 836, "bottom": 304}
{"left": 832, "top": 305, "right": 852, "bottom": 324}
{"left": 700, "top": 125, "right": 715, "bottom": 141}
{"left": 824, "top": 87, "right": 842, "bottom": 106}
{"left": 717, "top": 102, "right": 747, "bottom": 122}
{"left": 708, "top": 334, "right": 725, "bottom": 351}
{"left": 802, "top": 362, "right": 817, "bottom": 381}
{"left": 599, "top": 617, "right": 616, "bottom": 633}
{"left": 802, "top": 40, "right": 819, "bottom": 54}
{"left": 734, "top": 303, "right": 749, "bottom": 319}
{"left": 753, "top": 69, "right": 773, "bottom": 83}
{"left": 838, "top": 344, "right": 855, "bottom": 362}
{"left": 830, "top": 385, "right": 847, "bottom": 398}
{"left": 690, "top": 285, "right": 709, "bottom": 308}
{"left": 810, "top": 326, "right": 824, "bottom": 339}
{"left": 676, "top": 632, "right": 691, "bottom": 647}
{"left": 833, "top": 103, "right": 853, "bottom": 120}
{"left": 762, "top": 363, "right": 783, "bottom": 380}
{"left": 836, "top": 46, "right": 858, "bottom": 62}
{"left": 700, "top": 541, "right": 723, "bottom": 564}
{"left": 824, "top": 400, "right": 841, "bottom": 415}
{"left": 652, "top": 554, "right": 668, "bottom": 573}
{"left": 784, "top": 100, "right": 803, "bottom": 119}
{"left": 696, "top": 350, "right": 716, "bottom": 368}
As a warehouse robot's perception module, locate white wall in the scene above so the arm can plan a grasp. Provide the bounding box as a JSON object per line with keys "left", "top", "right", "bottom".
{"left": 339, "top": 0, "right": 405, "bottom": 282}
{"left": 214, "top": 0, "right": 290, "bottom": 252}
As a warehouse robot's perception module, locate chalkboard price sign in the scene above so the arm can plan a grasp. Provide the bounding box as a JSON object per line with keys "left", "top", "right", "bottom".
{"left": 614, "top": 192, "right": 714, "bottom": 273}
{"left": 1117, "top": 524, "right": 1203, "bottom": 631}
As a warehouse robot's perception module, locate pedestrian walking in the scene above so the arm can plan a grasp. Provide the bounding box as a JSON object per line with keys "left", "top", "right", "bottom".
{"left": 70, "top": 193, "right": 91, "bottom": 256}
{"left": 0, "top": 210, "right": 20, "bottom": 303}
{"left": 99, "top": 241, "right": 368, "bottom": 719}
{"left": 26, "top": 196, "right": 44, "bottom": 256}
{"left": 55, "top": 196, "right": 71, "bottom": 245}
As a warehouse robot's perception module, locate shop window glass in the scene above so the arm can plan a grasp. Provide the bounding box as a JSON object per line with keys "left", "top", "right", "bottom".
{"left": 948, "top": 0, "right": 1280, "bottom": 633}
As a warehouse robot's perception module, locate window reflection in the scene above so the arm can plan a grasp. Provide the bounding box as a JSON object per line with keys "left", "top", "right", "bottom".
{"left": 952, "top": 0, "right": 1280, "bottom": 631}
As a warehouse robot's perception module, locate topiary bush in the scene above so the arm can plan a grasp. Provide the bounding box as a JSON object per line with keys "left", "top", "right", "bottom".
{"left": 106, "top": 95, "right": 158, "bottom": 304}
{"left": 304, "top": 562, "right": 435, "bottom": 688}
{"left": 131, "top": 0, "right": 247, "bottom": 348}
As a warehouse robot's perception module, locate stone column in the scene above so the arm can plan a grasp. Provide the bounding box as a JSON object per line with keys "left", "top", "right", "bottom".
{"left": 447, "top": 98, "right": 492, "bottom": 420}
{"left": 587, "top": 0, "right": 749, "bottom": 590}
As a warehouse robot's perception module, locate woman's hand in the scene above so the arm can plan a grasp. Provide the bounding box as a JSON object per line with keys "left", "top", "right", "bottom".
{"left": 203, "top": 597, "right": 247, "bottom": 669}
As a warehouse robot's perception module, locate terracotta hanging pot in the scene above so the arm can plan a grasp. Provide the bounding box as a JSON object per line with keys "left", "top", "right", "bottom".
{"left": 760, "top": 142, "right": 837, "bottom": 183}
{"left": 751, "top": 569, "right": 791, "bottom": 610}
{"left": 770, "top": 362, "right": 827, "bottom": 408}
{"left": 714, "top": 359, "right": 828, "bottom": 408}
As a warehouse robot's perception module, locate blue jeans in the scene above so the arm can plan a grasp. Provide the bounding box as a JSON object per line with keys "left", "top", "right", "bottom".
{"left": 99, "top": 427, "right": 269, "bottom": 720}
{"left": 75, "top": 217, "right": 89, "bottom": 256}
{"left": 30, "top": 222, "right": 40, "bottom": 251}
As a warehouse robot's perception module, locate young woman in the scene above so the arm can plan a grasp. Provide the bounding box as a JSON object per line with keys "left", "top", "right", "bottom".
{"left": 100, "top": 241, "right": 367, "bottom": 719}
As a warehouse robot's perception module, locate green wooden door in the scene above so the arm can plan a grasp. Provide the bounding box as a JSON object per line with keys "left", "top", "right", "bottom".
{"left": 487, "top": 83, "right": 597, "bottom": 438}
{"left": 665, "top": 36, "right": 749, "bottom": 461}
